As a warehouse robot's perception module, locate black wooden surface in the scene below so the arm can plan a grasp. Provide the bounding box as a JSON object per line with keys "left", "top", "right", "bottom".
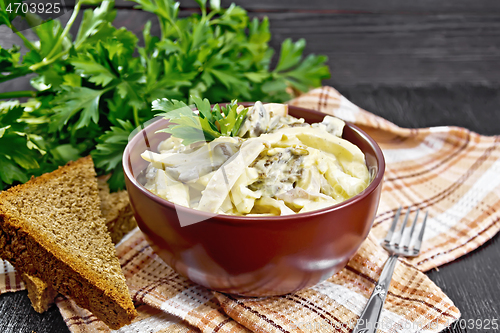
{"left": 65, "top": 0, "right": 500, "bottom": 12}
{"left": 1, "top": 1, "right": 500, "bottom": 332}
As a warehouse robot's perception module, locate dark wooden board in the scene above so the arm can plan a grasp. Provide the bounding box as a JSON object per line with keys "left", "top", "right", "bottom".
{"left": 110, "top": 10, "right": 500, "bottom": 87}
{"left": 1, "top": 83, "right": 498, "bottom": 333}
{"left": 0, "top": 85, "right": 500, "bottom": 333}
{"left": 3, "top": 10, "right": 500, "bottom": 87}
{"left": 427, "top": 232, "right": 500, "bottom": 332}
{"left": 339, "top": 84, "right": 500, "bottom": 136}
{"left": 263, "top": 12, "right": 500, "bottom": 86}
{"left": 65, "top": 0, "right": 500, "bottom": 13}
{"left": 0, "top": 291, "right": 69, "bottom": 333}
{"left": 1, "top": 3, "right": 500, "bottom": 333}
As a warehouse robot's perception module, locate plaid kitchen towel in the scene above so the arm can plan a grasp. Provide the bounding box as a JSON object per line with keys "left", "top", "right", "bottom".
{"left": 290, "top": 87, "right": 500, "bottom": 272}
{"left": 3, "top": 86, "right": 500, "bottom": 332}
{"left": 55, "top": 228, "right": 459, "bottom": 333}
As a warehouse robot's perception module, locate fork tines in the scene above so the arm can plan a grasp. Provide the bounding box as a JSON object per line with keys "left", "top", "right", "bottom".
{"left": 383, "top": 206, "right": 428, "bottom": 257}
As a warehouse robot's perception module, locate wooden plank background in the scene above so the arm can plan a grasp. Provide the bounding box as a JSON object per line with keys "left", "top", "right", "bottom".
{"left": 0, "top": 1, "right": 499, "bottom": 332}
{"left": 68, "top": 0, "right": 500, "bottom": 12}
{"left": 2, "top": 0, "right": 500, "bottom": 133}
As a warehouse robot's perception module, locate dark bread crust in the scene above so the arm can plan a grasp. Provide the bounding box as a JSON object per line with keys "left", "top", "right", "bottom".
{"left": 97, "top": 177, "right": 137, "bottom": 245}
{"left": 21, "top": 273, "right": 58, "bottom": 313}
{"left": 0, "top": 156, "right": 137, "bottom": 329}
{"left": 21, "top": 176, "right": 138, "bottom": 314}
{"left": 0, "top": 217, "right": 136, "bottom": 328}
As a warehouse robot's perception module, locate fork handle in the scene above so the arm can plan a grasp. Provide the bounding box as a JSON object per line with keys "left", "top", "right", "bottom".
{"left": 352, "top": 254, "right": 399, "bottom": 333}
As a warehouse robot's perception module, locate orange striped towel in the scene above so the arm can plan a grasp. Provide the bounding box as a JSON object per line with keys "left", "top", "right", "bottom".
{"left": 292, "top": 87, "right": 500, "bottom": 272}
{"left": 56, "top": 229, "right": 460, "bottom": 333}
{"left": 3, "top": 86, "right": 499, "bottom": 332}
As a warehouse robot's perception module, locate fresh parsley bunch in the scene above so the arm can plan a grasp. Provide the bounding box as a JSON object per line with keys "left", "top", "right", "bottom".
{"left": 0, "top": 0, "right": 330, "bottom": 190}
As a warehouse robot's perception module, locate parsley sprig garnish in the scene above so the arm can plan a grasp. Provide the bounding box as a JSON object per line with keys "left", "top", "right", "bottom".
{"left": 153, "top": 97, "right": 248, "bottom": 145}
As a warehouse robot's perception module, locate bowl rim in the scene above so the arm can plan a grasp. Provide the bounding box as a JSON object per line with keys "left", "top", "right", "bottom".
{"left": 123, "top": 103, "right": 385, "bottom": 224}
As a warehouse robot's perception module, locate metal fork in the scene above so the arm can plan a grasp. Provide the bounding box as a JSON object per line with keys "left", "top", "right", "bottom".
{"left": 353, "top": 206, "right": 428, "bottom": 333}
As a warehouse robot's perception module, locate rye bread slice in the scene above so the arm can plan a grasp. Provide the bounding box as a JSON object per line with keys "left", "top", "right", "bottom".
{"left": 21, "top": 273, "right": 58, "bottom": 313}
{"left": 21, "top": 176, "right": 138, "bottom": 313}
{"left": 97, "top": 177, "right": 137, "bottom": 245}
{"left": 0, "top": 156, "right": 137, "bottom": 329}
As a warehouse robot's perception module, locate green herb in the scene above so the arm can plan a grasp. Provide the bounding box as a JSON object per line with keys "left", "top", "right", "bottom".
{"left": 0, "top": 101, "right": 47, "bottom": 189}
{"left": 0, "top": 0, "right": 330, "bottom": 191}
{"left": 153, "top": 97, "right": 248, "bottom": 145}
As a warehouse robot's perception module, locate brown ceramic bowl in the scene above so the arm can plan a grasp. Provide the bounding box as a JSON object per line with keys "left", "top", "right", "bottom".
{"left": 123, "top": 104, "right": 385, "bottom": 296}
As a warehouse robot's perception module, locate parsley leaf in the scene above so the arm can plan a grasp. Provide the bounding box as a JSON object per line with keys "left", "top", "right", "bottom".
{"left": 91, "top": 119, "right": 135, "bottom": 191}
{"left": 71, "top": 53, "right": 117, "bottom": 87}
{"left": 92, "top": 119, "right": 135, "bottom": 172}
{"left": 272, "top": 38, "right": 330, "bottom": 94}
{"left": 49, "top": 86, "right": 110, "bottom": 131}
{"left": 0, "top": 45, "right": 31, "bottom": 84}
{"left": 0, "top": 101, "right": 47, "bottom": 188}
{"left": 153, "top": 98, "right": 220, "bottom": 145}
{"left": 0, "top": 0, "right": 21, "bottom": 27}
{"left": 153, "top": 96, "right": 248, "bottom": 145}
{"left": 218, "top": 100, "right": 248, "bottom": 137}
{"left": 75, "top": 0, "right": 116, "bottom": 48}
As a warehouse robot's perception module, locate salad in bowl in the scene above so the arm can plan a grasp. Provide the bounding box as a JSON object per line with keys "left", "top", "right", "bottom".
{"left": 141, "top": 99, "right": 370, "bottom": 216}
{"left": 123, "top": 98, "right": 384, "bottom": 296}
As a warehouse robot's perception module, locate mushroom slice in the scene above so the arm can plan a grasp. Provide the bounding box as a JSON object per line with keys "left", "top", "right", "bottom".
{"left": 197, "top": 138, "right": 269, "bottom": 213}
